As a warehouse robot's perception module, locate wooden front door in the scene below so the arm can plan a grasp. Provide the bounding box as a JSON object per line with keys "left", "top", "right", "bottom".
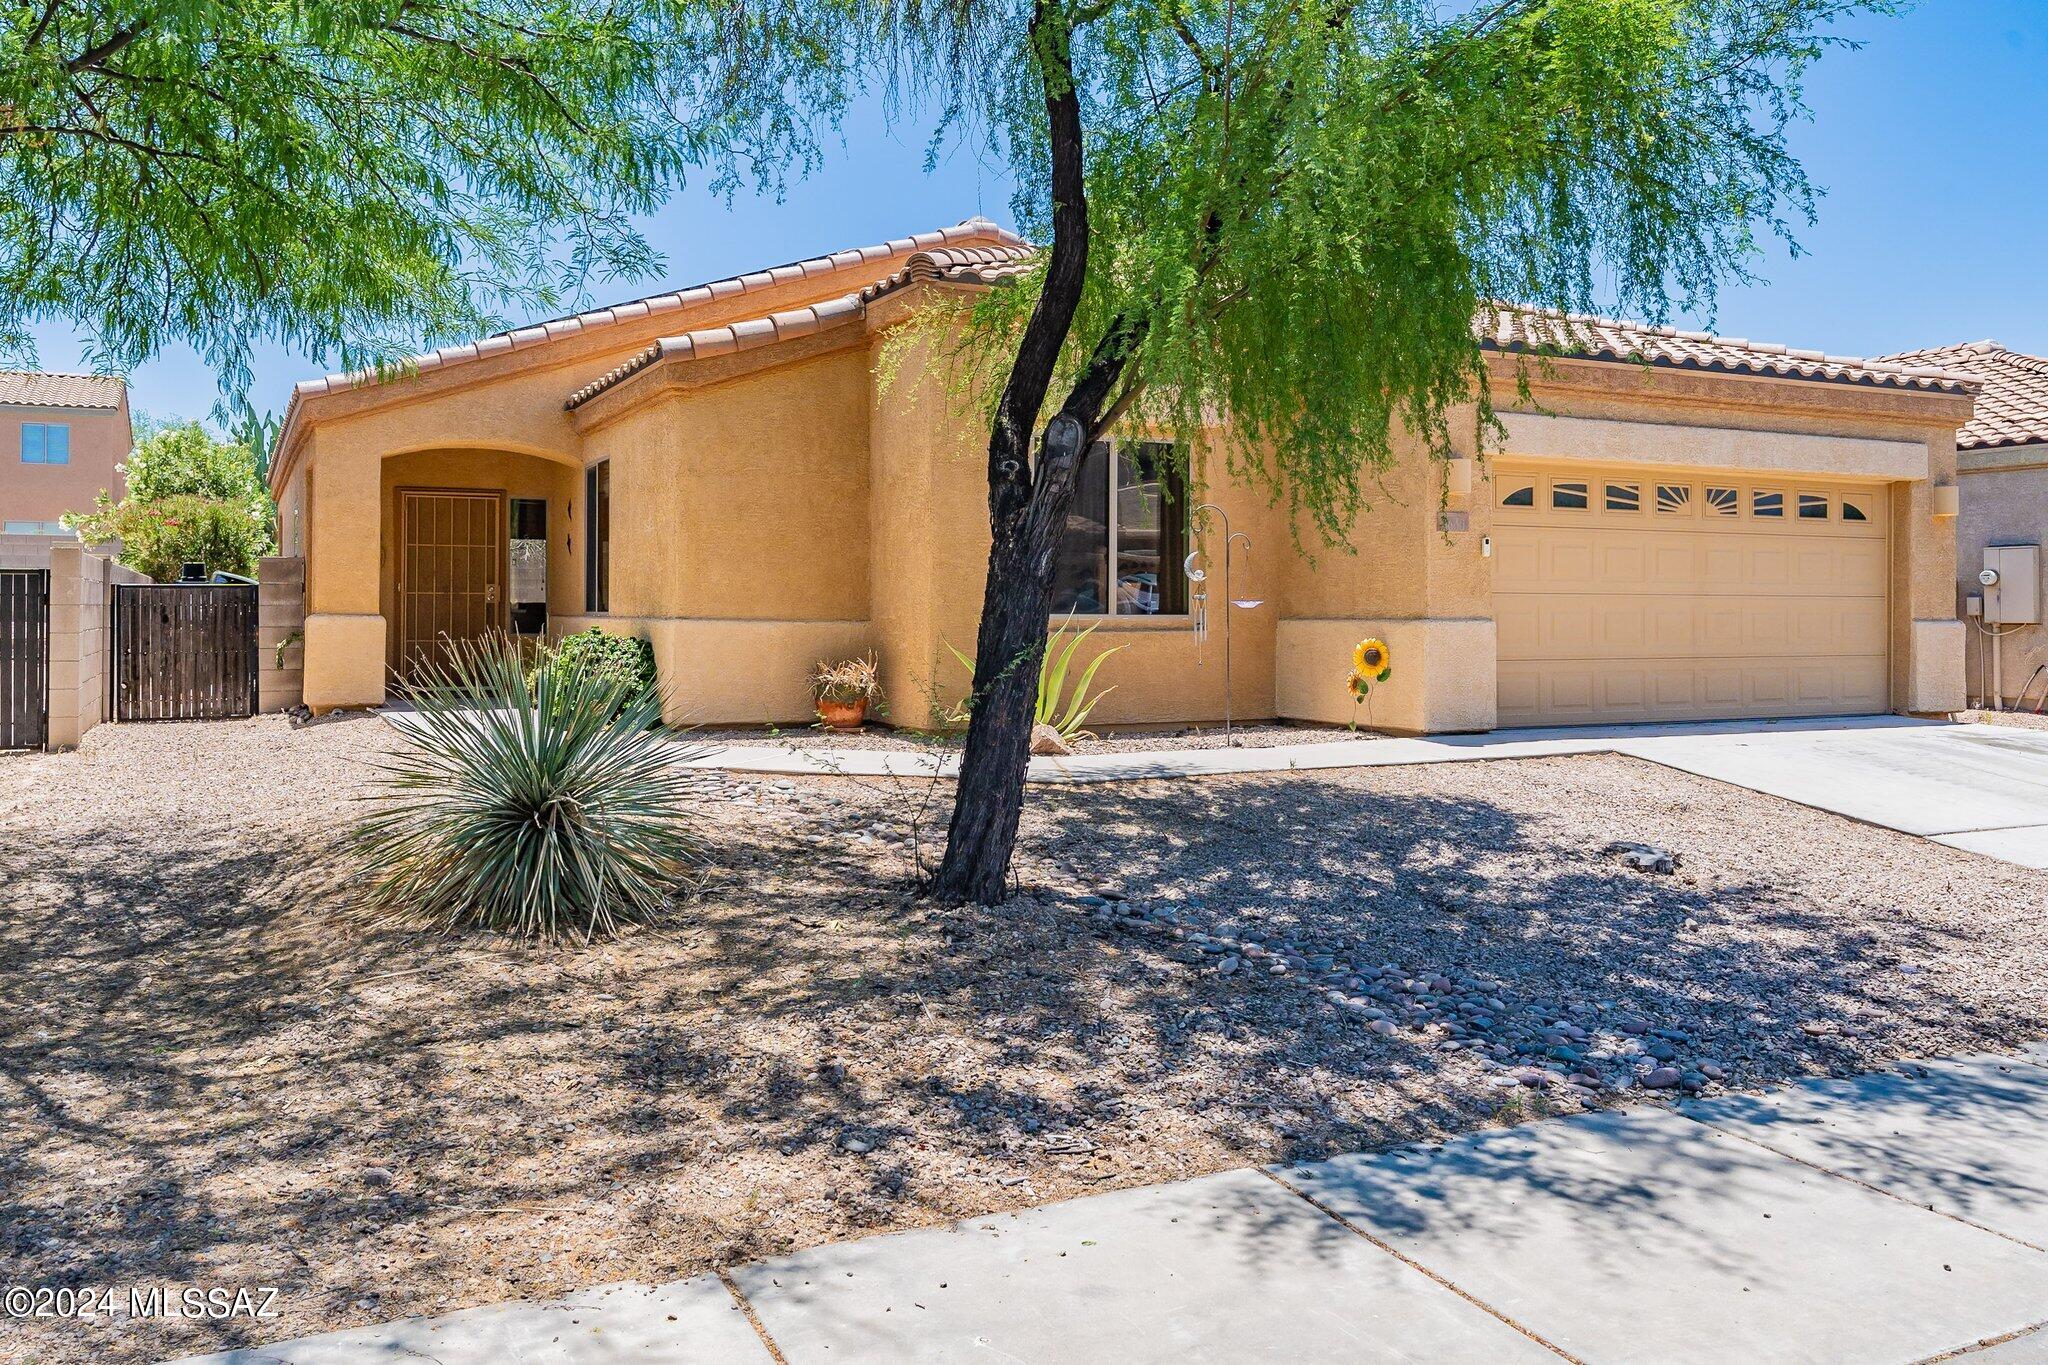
{"left": 398, "top": 488, "right": 507, "bottom": 680}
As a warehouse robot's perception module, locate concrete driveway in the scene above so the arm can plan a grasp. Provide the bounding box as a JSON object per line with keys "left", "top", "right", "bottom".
{"left": 1588, "top": 718, "right": 2048, "bottom": 869}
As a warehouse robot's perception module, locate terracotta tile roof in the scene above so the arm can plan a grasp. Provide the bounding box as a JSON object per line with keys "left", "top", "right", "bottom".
{"left": 1872, "top": 341, "right": 2048, "bottom": 449}
{"left": 564, "top": 243, "right": 1035, "bottom": 410}
{"left": 1485, "top": 310, "right": 1980, "bottom": 396}
{"left": 287, "top": 218, "right": 1025, "bottom": 411}
{"left": 0, "top": 371, "right": 125, "bottom": 409}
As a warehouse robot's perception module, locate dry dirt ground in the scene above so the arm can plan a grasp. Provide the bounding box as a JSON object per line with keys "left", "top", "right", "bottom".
{"left": 4, "top": 714, "right": 2047, "bottom": 1363}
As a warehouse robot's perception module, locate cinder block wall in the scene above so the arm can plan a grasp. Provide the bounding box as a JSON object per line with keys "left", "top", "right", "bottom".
{"left": 46, "top": 543, "right": 146, "bottom": 750}
{"left": 258, "top": 556, "right": 307, "bottom": 713}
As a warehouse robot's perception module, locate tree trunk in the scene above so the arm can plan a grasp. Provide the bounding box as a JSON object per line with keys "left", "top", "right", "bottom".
{"left": 929, "top": 415, "right": 1091, "bottom": 903}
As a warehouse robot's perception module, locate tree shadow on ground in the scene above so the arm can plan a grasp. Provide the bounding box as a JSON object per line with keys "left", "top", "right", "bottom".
{"left": 3, "top": 741, "right": 2045, "bottom": 1363}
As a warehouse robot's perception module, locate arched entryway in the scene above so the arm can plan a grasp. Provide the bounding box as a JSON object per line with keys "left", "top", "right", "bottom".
{"left": 380, "top": 446, "right": 581, "bottom": 680}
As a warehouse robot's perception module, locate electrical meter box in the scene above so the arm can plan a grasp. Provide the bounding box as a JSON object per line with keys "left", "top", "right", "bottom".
{"left": 1985, "top": 544, "right": 2041, "bottom": 625}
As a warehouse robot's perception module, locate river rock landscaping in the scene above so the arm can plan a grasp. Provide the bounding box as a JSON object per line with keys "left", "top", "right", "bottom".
{"left": 4, "top": 714, "right": 2045, "bottom": 1364}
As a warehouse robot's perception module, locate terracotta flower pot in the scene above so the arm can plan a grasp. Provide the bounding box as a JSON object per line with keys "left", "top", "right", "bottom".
{"left": 816, "top": 696, "right": 869, "bottom": 731}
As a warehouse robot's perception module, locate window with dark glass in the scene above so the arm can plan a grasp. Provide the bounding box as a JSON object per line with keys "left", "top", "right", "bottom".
{"left": 1705, "top": 485, "right": 1739, "bottom": 516}
{"left": 1605, "top": 482, "right": 1641, "bottom": 513}
{"left": 1752, "top": 489, "right": 1784, "bottom": 518}
{"left": 1500, "top": 483, "right": 1536, "bottom": 507}
{"left": 1551, "top": 480, "right": 1589, "bottom": 510}
{"left": 510, "top": 498, "right": 548, "bottom": 634}
{"left": 1656, "top": 483, "right": 1692, "bottom": 514}
{"left": 1797, "top": 492, "right": 1829, "bottom": 520}
{"left": 583, "top": 462, "right": 610, "bottom": 612}
{"left": 1051, "top": 440, "right": 1189, "bottom": 616}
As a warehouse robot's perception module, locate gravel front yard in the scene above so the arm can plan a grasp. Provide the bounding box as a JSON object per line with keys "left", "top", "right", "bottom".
{"left": 5, "top": 714, "right": 2046, "bottom": 1363}
{"left": 688, "top": 719, "right": 1376, "bottom": 753}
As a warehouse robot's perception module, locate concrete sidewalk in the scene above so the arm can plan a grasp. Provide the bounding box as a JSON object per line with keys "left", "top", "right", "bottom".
{"left": 178, "top": 1048, "right": 2048, "bottom": 1364}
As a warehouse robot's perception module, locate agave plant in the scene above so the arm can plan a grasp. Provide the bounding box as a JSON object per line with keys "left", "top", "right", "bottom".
{"left": 946, "top": 615, "right": 1122, "bottom": 741}
{"left": 355, "top": 636, "right": 701, "bottom": 942}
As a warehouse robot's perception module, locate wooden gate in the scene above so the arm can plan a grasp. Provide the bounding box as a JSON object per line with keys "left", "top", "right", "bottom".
{"left": 0, "top": 568, "right": 48, "bottom": 749}
{"left": 112, "top": 582, "right": 258, "bottom": 721}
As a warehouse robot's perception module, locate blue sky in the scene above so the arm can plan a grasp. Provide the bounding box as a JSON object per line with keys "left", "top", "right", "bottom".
{"left": 29, "top": 2, "right": 2048, "bottom": 426}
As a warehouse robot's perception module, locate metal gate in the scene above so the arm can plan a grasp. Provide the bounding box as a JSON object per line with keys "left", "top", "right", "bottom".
{"left": 0, "top": 568, "right": 48, "bottom": 749}
{"left": 112, "top": 582, "right": 258, "bottom": 722}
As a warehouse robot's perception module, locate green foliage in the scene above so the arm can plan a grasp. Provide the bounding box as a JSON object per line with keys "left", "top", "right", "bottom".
{"left": 530, "top": 628, "right": 658, "bottom": 699}
{"left": 123, "top": 419, "right": 269, "bottom": 509}
{"left": 0, "top": 1, "right": 842, "bottom": 396}
{"left": 65, "top": 419, "right": 274, "bottom": 579}
{"left": 356, "top": 637, "right": 699, "bottom": 942}
{"left": 74, "top": 493, "right": 269, "bottom": 582}
{"left": 786, "top": 0, "right": 1879, "bottom": 541}
{"left": 945, "top": 617, "right": 1122, "bottom": 739}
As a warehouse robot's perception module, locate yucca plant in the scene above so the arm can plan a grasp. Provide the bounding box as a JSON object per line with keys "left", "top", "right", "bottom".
{"left": 355, "top": 636, "right": 701, "bottom": 942}
{"left": 946, "top": 615, "right": 1121, "bottom": 741}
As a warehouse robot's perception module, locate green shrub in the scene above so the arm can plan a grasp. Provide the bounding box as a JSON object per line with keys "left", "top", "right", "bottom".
{"left": 69, "top": 493, "right": 271, "bottom": 581}
{"left": 355, "top": 637, "right": 698, "bottom": 942}
{"left": 531, "top": 627, "right": 657, "bottom": 698}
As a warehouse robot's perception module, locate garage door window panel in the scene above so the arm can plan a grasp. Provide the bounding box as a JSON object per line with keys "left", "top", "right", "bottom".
{"left": 1656, "top": 483, "right": 1692, "bottom": 515}
{"left": 1500, "top": 481, "right": 1536, "bottom": 508}
{"left": 1798, "top": 492, "right": 1830, "bottom": 521}
{"left": 1840, "top": 494, "right": 1871, "bottom": 523}
{"left": 1705, "top": 486, "right": 1739, "bottom": 517}
{"left": 1552, "top": 480, "right": 1589, "bottom": 510}
{"left": 1605, "top": 482, "right": 1641, "bottom": 513}
{"left": 1752, "top": 489, "right": 1785, "bottom": 518}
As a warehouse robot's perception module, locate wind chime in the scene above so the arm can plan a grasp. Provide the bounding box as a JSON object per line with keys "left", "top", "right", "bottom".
{"left": 1185, "top": 502, "right": 1262, "bottom": 743}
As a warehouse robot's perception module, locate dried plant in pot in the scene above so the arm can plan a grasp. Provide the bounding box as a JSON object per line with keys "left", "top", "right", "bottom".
{"left": 813, "top": 654, "right": 882, "bottom": 730}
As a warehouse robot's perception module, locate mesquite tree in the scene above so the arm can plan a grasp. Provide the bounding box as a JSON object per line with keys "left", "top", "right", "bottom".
{"left": 0, "top": 0, "right": 835, "bottom": 393}
{"left": 744, "top": 0, "right": 1868, "bottom": 903}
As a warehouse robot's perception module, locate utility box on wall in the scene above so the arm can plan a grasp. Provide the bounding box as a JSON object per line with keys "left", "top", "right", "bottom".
{"left": 1984, "top": 544, "right": 2041, "bottom": 625}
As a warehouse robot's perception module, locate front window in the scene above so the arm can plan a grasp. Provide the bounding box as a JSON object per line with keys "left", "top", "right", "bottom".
{"left": 583, "top": 461, "right": 610, "bottom": 613}
{"left": 1052, "top": 439, "right": 1189, "bottom": 616}
{"left": 21, "top": 422, "right": 69, "bottom": 464}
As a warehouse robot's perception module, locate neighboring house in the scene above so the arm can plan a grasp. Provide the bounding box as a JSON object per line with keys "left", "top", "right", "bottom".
{"left": 271, "top": 217, "right": 1975, "bottom": 732}
{"left": 1877, "top": 341, "right": 2048, "bottom": 708}
{"left": 0, "top": 371, "right": 130, "bottom": 537}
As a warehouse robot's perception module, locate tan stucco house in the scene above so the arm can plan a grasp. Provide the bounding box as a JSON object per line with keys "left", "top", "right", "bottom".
{"left": 1881, "top": 341, "right": 2048, "bottom": 707}
{"left": 0, "top": 372, "right": 130, "bottom": 538}
{"left": 272, "top": 217, "right": 1977, "bottom": 733}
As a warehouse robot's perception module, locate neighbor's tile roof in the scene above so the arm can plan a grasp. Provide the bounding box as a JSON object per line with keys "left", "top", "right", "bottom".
{"left": 0, "top": 371, "right": 125, "bottom": 409}
{"left": 1485, "top": 310, "right": 1980, "bottom": 396}
{"left": 1873, "top": 341, "right": 2048, "bottom": 449}
{"left": 287, "top": 217, "right": 1026, "bottom": 410}
{"left": 564, "top": 243, "right": 1036, "bottom": 410}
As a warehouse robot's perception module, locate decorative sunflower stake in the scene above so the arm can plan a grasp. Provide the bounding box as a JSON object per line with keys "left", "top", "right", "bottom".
{"left": 1347, "top": 637, "right": 1392, "bottom": 729}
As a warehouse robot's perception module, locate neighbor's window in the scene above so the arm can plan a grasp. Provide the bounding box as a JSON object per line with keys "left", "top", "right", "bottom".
{"left": 1500, "top": 482, "right": 1536, "bottom": 507}
{"left": 1656, "top": 483, "right": 1692, "bottom": 514}
{"left": 1551, "top": 480, "right": 1589, "bottom": 510}
{"left": 1841, "top": 495, "right": 1871, "bottom": 523}
{"left": 1797, "top": 492, "right": 1830, "bottom": 520}
{"left": 1705, "top": 485, "right": 1739, "bottom": 516}
{"left": 1605, "top": 482, "right": 1641, "bottom": 513}
{"left": 583, "top": 461, "right": 610, "bottom": 613}
{"left": 1752, "top": 489, "right": 1784, "bottom": 518}
{"left": 20, "top": 422, "right": 69, "bottom": 464}
{"left": 1051, "top": 440, "right": 1189, "bottom": 616}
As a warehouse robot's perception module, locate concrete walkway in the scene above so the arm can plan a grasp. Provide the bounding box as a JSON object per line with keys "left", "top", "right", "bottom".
{"left": 681, "top": 714, "right": 2048, "bottom": 869}
{"left": 178, "top": 1048, "right": 2048, "bottom": 1364}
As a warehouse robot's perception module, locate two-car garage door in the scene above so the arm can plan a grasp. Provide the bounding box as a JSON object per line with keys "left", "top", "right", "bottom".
{"left": 1494, "top": 463, "right": 1889, "bottom": 727}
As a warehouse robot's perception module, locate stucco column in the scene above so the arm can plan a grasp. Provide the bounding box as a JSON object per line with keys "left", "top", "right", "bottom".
{"left": 302, "top": 432, "right": 389, "bottom": 712}
{"left": 1274, "top": 430, "right": 1498, "bottom": 734}
{"left": 1895, "top": 432, "right": 1966, "bottom": 714}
